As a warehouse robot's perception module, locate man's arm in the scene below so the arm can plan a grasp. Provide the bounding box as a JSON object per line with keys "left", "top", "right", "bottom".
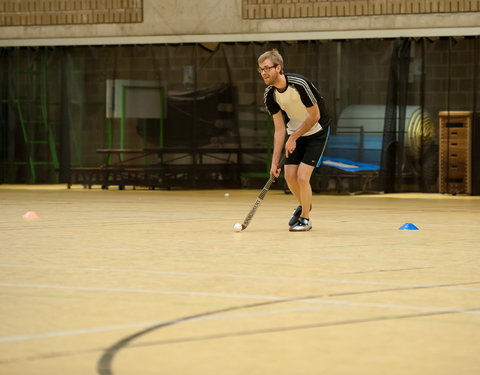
{"left": 270, "top": 111, "right": 286, "bottom": 177}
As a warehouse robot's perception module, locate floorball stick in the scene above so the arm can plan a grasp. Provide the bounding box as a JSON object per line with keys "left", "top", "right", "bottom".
{"left": 241, "top": 157, "right": 285, "bottom": 231}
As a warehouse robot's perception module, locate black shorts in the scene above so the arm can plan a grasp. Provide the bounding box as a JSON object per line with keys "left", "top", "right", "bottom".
{"left": 285, "top": 127, "right": 330, "bottom": 167}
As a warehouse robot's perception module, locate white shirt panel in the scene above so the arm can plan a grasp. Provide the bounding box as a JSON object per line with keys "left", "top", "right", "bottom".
{"left": 274, "top": 86, "right": 322, "bottom": 136}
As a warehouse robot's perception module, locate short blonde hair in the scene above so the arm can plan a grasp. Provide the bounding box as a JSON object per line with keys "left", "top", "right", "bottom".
{"left": 258, "top": 49, "right": 284, "bottom": 73}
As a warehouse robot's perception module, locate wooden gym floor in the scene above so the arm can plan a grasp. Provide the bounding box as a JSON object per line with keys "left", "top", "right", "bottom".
{"left": 0, "top": 185, "right": 479, "bottom": 375}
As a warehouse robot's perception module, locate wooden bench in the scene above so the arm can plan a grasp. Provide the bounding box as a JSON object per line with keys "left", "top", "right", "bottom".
{"left": 68, "top": 147, "right": 268, "bottom": 190}
{"left": 68, "top": 167, "right": 111, "bottom": 189}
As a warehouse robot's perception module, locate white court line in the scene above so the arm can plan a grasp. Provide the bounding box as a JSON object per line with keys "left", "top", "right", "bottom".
{"left": 1, "top": 282, "right": 479, "bottom": 316}
{"left": 1, "top": 264, "right": 480, "bottom": 291}
{"left": 0, "top": 216, "right": 227, "bottom": 230}
{"left": 0, "top": 305, "right": 341, "bottom": 343}
{"left": 0, "top": 282, "right": 279, "bottom": 301}
{"left": 1, "top": 283, "right": 479, "bottom": 343}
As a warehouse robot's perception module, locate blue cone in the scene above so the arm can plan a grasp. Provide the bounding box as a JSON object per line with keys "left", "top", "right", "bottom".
{"left": 399, "top": 223, "right": 419, "bottom": 230}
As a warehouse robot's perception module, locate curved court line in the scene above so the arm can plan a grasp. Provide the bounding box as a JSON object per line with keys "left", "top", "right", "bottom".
{"left": 0, "top": 305, "right": 341, "bottom": 344}
{"left": 1, "top": 281, "right": 479, "bottom": 369}
{"left": 105, "top": 307, "right": 480, "bottom": 351}
{"left": 95, "top": 296, "right": 323, "bottom": 375}
{"left": 2, "top": 282, "right": 480, "bottom": 313}
{"left": 0, "top": 282, "right": 479, "bottom": 343}
{"left": 2, "top": 280, "right": 480, "bottom": 346}
{"left": 96, "top": 296, "right": 480, "bottom": 375}
{"left": 2, "top": 306, "right": 479, "bottom": 367}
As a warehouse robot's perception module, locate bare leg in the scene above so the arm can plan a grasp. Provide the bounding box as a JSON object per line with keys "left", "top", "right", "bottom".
{"left": 296, "top": 163, "right": 315, "bottom": 219}
{"left": 284, "top": 164, "right": 300, "bottom": 201}
{"left": 284, "top": 163, "right": 315, "bottom": 219}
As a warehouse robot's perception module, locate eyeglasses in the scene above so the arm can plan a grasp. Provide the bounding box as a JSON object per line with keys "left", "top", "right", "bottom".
{"left": 257, "top": 65, "right": 277, "bottom": 73}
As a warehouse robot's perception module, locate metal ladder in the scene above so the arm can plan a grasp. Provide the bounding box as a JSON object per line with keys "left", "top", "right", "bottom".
{"left": 10, "top": 47, "right": 59, "bottom": 184}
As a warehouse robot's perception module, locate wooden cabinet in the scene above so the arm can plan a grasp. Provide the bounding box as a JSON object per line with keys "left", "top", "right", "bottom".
{"left": 439, "top": 111, "right": 479, "bottom": 195}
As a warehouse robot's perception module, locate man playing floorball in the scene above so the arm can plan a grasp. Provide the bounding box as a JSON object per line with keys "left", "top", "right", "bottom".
{"left": 258, "top": 49, "right": 331, "bottom": 231}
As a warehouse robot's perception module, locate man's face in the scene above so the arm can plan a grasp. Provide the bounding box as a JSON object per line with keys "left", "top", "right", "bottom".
{"left": 258, "top": 58, "right": 280, "bottom": 86}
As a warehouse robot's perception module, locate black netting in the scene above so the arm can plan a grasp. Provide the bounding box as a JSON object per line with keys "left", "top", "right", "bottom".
{"left": 1, "top": 38, "right": 479, "bottom": 192}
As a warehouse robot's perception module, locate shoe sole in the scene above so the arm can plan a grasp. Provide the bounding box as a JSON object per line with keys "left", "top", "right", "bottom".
{"left": 289, "top": 226, "right": 312, "bottom": 232}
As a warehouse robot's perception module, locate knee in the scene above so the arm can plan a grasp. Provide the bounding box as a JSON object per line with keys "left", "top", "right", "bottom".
{"left": 284, "top": 169, "right": 297, "bottom": 184}
{"left": 296, "top": 172, "right": 311, "bottom": 186}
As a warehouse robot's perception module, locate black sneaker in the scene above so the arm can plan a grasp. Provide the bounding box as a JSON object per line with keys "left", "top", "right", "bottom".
{"left": 288, "top": 204, "right": 312, "bottom": 227}
{"left": 289, "top": 217, "right": 312, "bottom": 232}
{"left": 288, "top": 205, "right": 302, "bottom": 226}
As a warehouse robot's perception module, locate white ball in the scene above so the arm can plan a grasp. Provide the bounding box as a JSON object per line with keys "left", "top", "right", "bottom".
{"left": 233, "top": 223, "right": 242, "bottom": 232}
{"left": 224, "top": 193, "right": 230, "bottom": 197}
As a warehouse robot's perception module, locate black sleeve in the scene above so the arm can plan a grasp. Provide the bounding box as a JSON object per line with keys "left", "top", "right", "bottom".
{"left": 288, "top": 74, "right": 331, "bottom": 127}
{"left": 264, "top": 86, "right": 281, "bottom": 115}
{"left": 287, "top": 73, "right": 319, "bottom": 108}
{"left": 297, "top": 81, "right": 318, "bottom": 108}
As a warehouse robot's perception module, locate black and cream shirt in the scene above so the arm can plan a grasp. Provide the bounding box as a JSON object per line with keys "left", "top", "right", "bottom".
{"left": 264, "top": 73, "right": 331, "bottom": 136}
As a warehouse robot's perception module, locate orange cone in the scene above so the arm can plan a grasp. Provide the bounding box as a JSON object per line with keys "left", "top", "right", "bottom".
{"left": 22, "top": 211, "right": 41, "bottom": 219}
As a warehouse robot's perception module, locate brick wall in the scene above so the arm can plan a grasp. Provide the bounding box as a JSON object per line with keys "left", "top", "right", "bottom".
{"left": 0, "top": 0, "right": 143, "bottom": 26}
{"left": 242, "top": 0, "right": 480, "bottom": 18}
